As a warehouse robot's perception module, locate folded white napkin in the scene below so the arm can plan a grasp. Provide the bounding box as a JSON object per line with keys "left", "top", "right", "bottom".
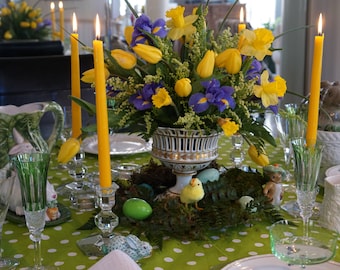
{"left": 89, "top": 250, "right": 142, "bottom": 270}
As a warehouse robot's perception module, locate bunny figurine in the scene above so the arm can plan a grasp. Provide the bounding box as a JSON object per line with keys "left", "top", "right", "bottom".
{"left": 103, "top": 234, "right": 152, "bottom": 261}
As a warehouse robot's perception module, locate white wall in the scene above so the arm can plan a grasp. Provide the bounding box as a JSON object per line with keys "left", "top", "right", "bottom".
{"left": 306, "top": 0, "right": 340, "bottom": 87}
{"left": 27, "top": 0, "right": 107, "bottom": 51}
{"left": 279, "top": 0, "right": 307, "bottom": 104}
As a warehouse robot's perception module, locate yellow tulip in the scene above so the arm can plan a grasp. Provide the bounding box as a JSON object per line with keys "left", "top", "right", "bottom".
{"left": 111, "top": 49, "right": 137, "bottom": 69}
{"left": 7, "top": 1, "right": 15, "bottom": 8}
{"left": 124, "top": 26, "right": 134, "bottom": 46}
{"left": 57, "top": 138, "right": 80, "bottom": 164}
{"left": 196, "top": 50, "right": 215, "bottom": 78}
{"left": 175, "top": 78, "right": 192, "bottom": 97}
{"left": 20, "top": 21, "right": 30, "bottom": 28}
{"left": 215, "top": 48, "right": 242, "bottom": 74}
{"left": 81, "top": 68, "right": 110, "bottom": 84}
{"left": 31, "top": 21, "right": 37, "bottom": 29}
{"left": 248, "top": 145, "right": 270, "bottom": 166}
{"left": 1, "top": 7, "right": 11, "bottom": 16}
{"left": 132, "top": 44, "right": 162, "bottom": 64}
{"left": 4, "top": 31, "right": 12, "bottom": 40}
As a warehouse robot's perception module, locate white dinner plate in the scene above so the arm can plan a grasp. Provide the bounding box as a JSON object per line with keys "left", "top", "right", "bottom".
{"left": 82, "top": 133, "right": 152, "bottom": 155}
{"left": 222, "top": 254, "right": 340, "bottom": 270}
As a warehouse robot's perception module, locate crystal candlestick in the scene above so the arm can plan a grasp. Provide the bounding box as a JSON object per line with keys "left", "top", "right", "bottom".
{"left": 94, "top": 183, "right": 120, "bottom": 255}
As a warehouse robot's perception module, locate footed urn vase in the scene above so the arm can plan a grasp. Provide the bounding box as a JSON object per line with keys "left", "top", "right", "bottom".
{"left": 151, "top": 127, "right": 220, "bottom": 195}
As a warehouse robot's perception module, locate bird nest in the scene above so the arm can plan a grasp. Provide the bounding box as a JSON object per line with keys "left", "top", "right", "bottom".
{"left": 109, "top": 159, "right": 283, "bottom": 249}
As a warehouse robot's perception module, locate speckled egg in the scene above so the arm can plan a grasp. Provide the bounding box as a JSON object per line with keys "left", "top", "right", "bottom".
{"left": 197, "top": 168, "right": 220, "bottom": 183}
{"left": 122, "top": 198, "right": 153, "bottom": 220}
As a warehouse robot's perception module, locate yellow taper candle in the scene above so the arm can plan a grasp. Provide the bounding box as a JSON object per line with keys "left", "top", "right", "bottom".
{"left": 50, "top": 2, "right": 56, "bottom": 40}
{"left": 238, "top": 7, "right": 246, "bottom": 33}
{"left": 58, "top": 1, "right": 64, "bottom": 42}
{"left": 93, "top": 14, "right": 112, "bottom": 188}
{"left": 306, "top": 13, "right": 324, "bottom": 147}
{"left": 71, "top": 12, "right": 82, "bottom": 139}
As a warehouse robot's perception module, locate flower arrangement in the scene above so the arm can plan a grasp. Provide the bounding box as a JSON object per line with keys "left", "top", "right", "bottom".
{"left": 0, "top": 1, "right": 50, "bottom": 40}
{"left": 79, "top": 0, "right": 287, "bottom": 162}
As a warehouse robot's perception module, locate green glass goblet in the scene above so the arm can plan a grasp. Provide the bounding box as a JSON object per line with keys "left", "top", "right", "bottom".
{"left": 12, "top": 152, "right": 57, "bottom": 270}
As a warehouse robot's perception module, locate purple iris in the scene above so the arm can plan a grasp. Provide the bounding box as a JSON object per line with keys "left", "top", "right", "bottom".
{"left": 131, "top": 14, "right": 167, "bottom": 46}
{"left": 129, "top": 82, "right": 162, "bottom": 110}
{"left": 106, "top": 85, "right": 121, "bottom": 98}
{"left": 189, "top": 79, "right": 236, "bottom": 113}
{"left": 245, "top": 58, "right": 262, "bottom": 81}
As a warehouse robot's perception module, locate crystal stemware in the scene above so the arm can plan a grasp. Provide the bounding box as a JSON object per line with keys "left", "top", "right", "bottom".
{"left": 12, "top": 152, "right": 56, "bottom": 270}
{"left": 270, "top": 219, "right": 338, "bottom": 268}
{"left": 291, "top": 138, "right": 323, "bottom": 237}
{"left": 0, "top": 166, "right": 19, "bottom": 269}
{"left": 275, "top": 104, "right": 306, "bottom": 180}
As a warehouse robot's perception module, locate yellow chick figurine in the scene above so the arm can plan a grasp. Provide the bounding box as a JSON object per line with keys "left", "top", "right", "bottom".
{"left": 180, "top": 178, "right": 205, "bottom": 210}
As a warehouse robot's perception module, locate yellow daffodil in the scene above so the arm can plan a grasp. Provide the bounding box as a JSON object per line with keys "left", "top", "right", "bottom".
{"left": 197, "top": 50, "right": 215, "bottom": 78}
{"left": 124, "top": 25, "right": 134, "bottom": 46}
{"left": 133, "top": 44, "right": 162, "bottom": 64}
{"left": 166, "top": 6, "right": 198, "bottom": 41}
{"left": 111, "top": 49, "right": 137, "bottom": 69}
{"left": 253, "top": 70, "right": 287, "bottom": 108}
{"left": 152, "top": 88, "right": 172, "bottom": 108}
{"left": 31, "top": 21, "right": 37, "bottom": 29}
{"left": 175, "top": 78, "right": 192, "bottom": 97}
{"left": 81, "top": 68, "right": 110, "bottom": 84}
{"left": 238, "top": 28, "right": 274, "bottom": 61}
{"left": 218, "top": 118, "right": 240, "bottom": 136}
{"left": 215, "top": 48, "right": 242, "bottom": 74}
{"left": 248, "top": 144, "right": 270, "bottom": 166}
{"left": 57, "top": 138, "right": 81, "bottom": 164}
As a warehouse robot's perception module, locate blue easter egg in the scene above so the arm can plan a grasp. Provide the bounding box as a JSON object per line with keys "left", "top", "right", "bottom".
{"left": 197, "top": 168, "right": 220, "bottom": 183}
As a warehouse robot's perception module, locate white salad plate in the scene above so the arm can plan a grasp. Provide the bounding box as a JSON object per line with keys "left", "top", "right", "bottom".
{"left": 82, "top": 133, "right": 152, "bottom": 155}
{"left": 222, "top": 254, "right": 340, "bottom": 270}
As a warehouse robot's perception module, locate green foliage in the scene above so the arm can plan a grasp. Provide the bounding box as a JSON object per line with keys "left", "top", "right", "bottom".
{"left": 110, "top": 161, "right": 284, "bottom": 247}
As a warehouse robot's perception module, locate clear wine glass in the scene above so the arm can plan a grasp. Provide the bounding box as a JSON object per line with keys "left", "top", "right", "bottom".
{"left": 12, "top": 152, "right": 57, "bottom": 270}
{"left": 60, "top": 105, "right": 72, "bottom": 143}
{"left": 0, "top": 167, "right": 19, "bottom": 268}
{"left": 270, "top": 219, "right": 338, "bottom": 268}
{"left": 275, "top": 104, "right": 306, "bottom": 180}
{"left": 275, "top": 114, "right": 292, "bottom": 173}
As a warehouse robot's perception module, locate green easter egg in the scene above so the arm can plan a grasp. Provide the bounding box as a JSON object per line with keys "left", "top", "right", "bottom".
{"left": 122, "top": 198, "right": 153, "bottom": 220}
